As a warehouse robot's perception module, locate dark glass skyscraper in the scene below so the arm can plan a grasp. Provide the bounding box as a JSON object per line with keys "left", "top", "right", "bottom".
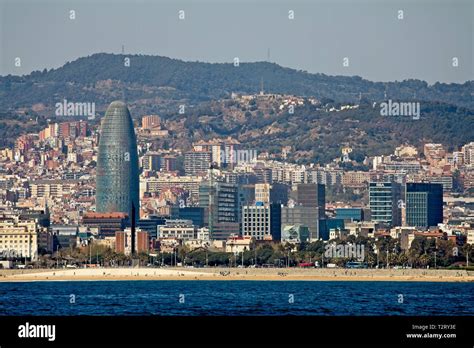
{"left": 96, "top": 101, "right": 139, "bottom": 221}
{"left": 293, "top": 183, "right": 326, "bottom": 218}
{"left": 406, "top": 183, "right": 443, "bottom": 228}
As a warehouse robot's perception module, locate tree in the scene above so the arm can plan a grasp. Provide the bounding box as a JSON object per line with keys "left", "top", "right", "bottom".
{"left": 419, "top": 253, "right": 431, "bottom": 268}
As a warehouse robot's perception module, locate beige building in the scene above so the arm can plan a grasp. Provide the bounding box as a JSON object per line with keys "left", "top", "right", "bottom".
{"left": 184, "top": 239, "right": 211, "bottom": 251}
{"left": 225, "top": 236, "right": 255, "bottom": 253}
{"left": 401, "top": 231, "right": 443, "bottom": 251}
{"left": 329, "top": 228, "right": 349, "bottom": 240}
{"left": 140, "top": 175, "right": 202, "bottom": 201}
{"left": 394, "top": 145, "right": 418, "bottom": 158}
{"left": 345, "top": 221, "right": 378, "bottom": 238}
{"left": 462, "top": 142, "right": 474, "bottom": 166}
{"left": 0, "top": 220, "right": 39, "bottom": 260}
{"left": 342, "top": 171, "right": 370, "bottom": 188}
{"left": 159, "top": 237, "right": 181, "bottom": 253}
{"left": 94, "top": 236, "right": 116, "bottom": 250}
{"left": 255, "top": 183, "right": 271, "bottom": 203}
{"left": 390, "top": 226, "right": 417, "bottom": 240}
{"left": 158, "top": 221, "right": 195, "bottom": 241}
{"left": 30, "top": 180, "right": 77, "bottom": 199}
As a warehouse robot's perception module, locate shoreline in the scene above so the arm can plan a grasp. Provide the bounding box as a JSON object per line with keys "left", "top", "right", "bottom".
{"left": 1, "top": 268, "right": 473, "bottom": 283}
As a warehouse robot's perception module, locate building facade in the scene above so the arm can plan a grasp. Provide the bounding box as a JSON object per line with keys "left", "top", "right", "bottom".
{"left": 405, "top": 183, "right": 443, "bottom": 228}
{"left": 96, "top": 101, "right": 139, "bottom": 220}
{"left": 369, "top": 182, "right": 402, "bottom": 227}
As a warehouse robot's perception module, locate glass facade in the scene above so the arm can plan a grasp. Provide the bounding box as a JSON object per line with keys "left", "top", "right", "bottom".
{"left": 96, "top": 101, "right": 139, "bottom": 220}
{"left": 406, "top": 183, "right": 443, "bottom": 228}
{"left": 335, "top": 208, "right": 364, "bottom": 221}
{"left": 369, "top": 182, "right": 402, "bottom": 227}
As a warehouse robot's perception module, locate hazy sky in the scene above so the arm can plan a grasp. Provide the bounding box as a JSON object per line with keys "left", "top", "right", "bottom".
{"left": 0, "top": 0, "right": 472, "bottom": 83}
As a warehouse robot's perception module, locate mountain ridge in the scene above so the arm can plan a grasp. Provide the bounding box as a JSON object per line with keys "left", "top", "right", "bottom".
{"left": 1, "top": 53, "right": 472, "bottom": 110}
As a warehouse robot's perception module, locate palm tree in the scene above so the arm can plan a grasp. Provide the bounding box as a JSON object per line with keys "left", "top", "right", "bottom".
{"left": 462, "top": 244, "right": 472, "bottom": 267}
{"left": 407, "top": 245, "right": 422, "bottom": 268}
{"left": 419, "top": 253, "right": 431, "bottom": 268}
{"left": 398, "top": 253, "right": 409, "bottom": 267}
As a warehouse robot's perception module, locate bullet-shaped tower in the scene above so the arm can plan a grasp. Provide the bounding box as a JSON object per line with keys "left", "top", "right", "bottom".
{"left": 96, "top": 101, "right": 139, "bottom": 222}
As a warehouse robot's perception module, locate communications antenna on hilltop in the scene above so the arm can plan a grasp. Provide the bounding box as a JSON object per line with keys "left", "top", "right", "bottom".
{"left": 267, "top": 48, "right": 270, "bottom": 62}
{"left": 121, "top": 44, "right": 126, "bottom": 102}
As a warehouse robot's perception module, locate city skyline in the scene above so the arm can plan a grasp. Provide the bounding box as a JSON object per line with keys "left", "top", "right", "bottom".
{"left": 0, "top": 0, "right": 473, "bottom": 345}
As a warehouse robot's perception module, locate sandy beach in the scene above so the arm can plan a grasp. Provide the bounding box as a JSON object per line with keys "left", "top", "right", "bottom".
{"left": 0, "top": 267, "right": 473, "bottom": 282}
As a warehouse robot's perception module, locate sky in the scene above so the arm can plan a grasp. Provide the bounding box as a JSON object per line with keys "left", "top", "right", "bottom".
{"left": 0, "top": 0, "right": 472, "bottom": 84}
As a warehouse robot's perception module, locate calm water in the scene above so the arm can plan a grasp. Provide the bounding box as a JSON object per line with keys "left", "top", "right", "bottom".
{"left": 0, "top": 281, "right": 472, "bottom": 316}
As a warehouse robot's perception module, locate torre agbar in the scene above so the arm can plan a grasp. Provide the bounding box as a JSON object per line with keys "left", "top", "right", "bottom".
{"left": 96, "top": 101, "right": 139, "bottom": 220}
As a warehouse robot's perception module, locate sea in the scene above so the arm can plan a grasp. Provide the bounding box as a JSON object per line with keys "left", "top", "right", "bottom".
{"left": 0, "top": 281, "right": 472, "bottom": 316}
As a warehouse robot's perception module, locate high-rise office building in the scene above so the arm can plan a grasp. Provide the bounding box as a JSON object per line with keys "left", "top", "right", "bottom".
{"left": 369, "top": 182, "right": 402, "bottom": 227}
{"left": 96, "top": 101, "right": 139, "bottom": 221}
{"left": 281, "top": 205, "right": 319, "bottom": 241}
{"left": 199, "top": 180, "right": 239, "bottom": 239}
{"left": 293, "top": 183, "right": 326, "bottom": 218}
{"left": 269, "top": 202, "right": 282, "bottom": 241}
{"left": 406, "top": 183, "right": 443, "bottom": 228}
{"left": 269, "top": 183, "right": 289, "bottom": 205}
{"left": 242, "top": 203, "right": 271, "bottom": 240}
{"left": 242, "top": 202, "right": 282, "bottom": 241}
